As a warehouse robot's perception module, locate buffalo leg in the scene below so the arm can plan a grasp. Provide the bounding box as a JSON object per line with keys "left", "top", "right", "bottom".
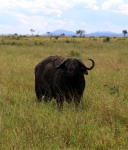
{"left": 56, "top": 97, "right": 64, "bottom": 110}
{"left": 35, "top": 84, "right": 42, "bottom": 102}
{"left": 74, "top": 94, "right": 81, "bottom": 107}
{"left": 44, "top": 92, "right": 52, "bottom": 103}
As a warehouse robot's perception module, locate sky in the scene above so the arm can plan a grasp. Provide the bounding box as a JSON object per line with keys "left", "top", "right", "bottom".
{"left": 0, "top": 0, "right": 128, "bottom": 35}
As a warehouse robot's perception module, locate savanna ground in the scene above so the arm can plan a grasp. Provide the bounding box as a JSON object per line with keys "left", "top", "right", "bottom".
{"left": 0, "top": 35, "right": 128, "bottom": 150}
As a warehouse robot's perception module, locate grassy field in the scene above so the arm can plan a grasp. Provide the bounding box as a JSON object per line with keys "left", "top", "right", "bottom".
{"left": 0, "top": 36, "right": 128, "bottom": 150}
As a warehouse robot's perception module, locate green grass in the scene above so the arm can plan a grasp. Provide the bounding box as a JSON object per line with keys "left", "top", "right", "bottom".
{"left": 0, "top": 36, "right": 128, "bottom": 150}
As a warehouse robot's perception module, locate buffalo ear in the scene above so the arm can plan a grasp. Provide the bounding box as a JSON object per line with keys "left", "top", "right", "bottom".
{"left": 53, "top": 58, "right": 65, "bottom": 69}
{"left": 80, "top": 68, "right": 88, "bottom": 75}
{"left": 84, "top": 70, "right": 88, "bottom": 75}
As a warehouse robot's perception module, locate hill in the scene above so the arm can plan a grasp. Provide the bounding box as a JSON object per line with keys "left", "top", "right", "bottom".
{"left": 87, "top": 31, "right": 122, "bottom": 37}
{"left": 45, "top": 30, "right": 75, "bottom": 36}
{"left": 44, "top": 30, "right": 123, "bottom": 37}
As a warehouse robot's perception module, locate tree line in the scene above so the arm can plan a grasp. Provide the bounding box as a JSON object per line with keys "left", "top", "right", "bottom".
{"left": 28, "top": 29, "right": 128, "bottom": 37}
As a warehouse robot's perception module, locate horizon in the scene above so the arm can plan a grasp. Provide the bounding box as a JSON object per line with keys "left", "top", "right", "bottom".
{"left": 0, "top": 0, "right": 128, "bottom": 35}
{"left": 0, "top": 29, "right": 125, "bottom": 36}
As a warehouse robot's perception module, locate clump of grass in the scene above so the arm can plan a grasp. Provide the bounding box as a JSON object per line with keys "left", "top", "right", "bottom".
{"left": 54, "top": 36, "right": 59, "bottom": 40}
{"left": 69, "top": 50, "right": 81, "bottom": 57}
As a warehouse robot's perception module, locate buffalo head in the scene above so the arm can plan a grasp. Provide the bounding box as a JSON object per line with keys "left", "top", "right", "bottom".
{"left": 53, "top": 57, "right": 95, "bottom": 77}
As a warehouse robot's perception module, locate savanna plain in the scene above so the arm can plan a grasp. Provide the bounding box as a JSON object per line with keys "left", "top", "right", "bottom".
{"left": 0, "top": 36, "right": 128, "bottom": 150}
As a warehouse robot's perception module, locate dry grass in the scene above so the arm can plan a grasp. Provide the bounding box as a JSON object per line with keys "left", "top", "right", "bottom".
{"left": 0, "top": 36, "right": 128, "bottom": 150}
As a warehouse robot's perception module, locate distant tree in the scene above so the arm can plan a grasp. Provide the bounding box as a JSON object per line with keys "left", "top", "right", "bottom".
{"left": 122, "top": 30, "right": 127, "bottom": 37}
{"left": 60, "top": 33, "right": 65, "bottom": 36}
{"left": 14, "top": 33, "right": 18, "bottom": 36}
{"left": 76, "top": 30, "right": 85, "bottom": 37}
{"left": 47, "top": 32, "right": 51, "bottom": 36}
{"left": 30, "top": 29, "right": 35, "bottom": 35}
{"left": 36, "top": 32, "right": 39, "bottom": 36}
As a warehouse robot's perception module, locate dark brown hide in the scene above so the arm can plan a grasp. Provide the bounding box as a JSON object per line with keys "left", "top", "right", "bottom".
{"left": 35, "top": 56, "right": 95, "bottom": 109}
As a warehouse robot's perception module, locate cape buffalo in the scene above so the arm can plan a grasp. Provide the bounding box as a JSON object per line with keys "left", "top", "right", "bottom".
{"left": 35, "top": 56, "right": 95, "bottom": 109}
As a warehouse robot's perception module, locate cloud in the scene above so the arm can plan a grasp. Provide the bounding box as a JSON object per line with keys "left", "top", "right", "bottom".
{"left": 0, "top": 0, "right": 99, "bottom": 32}
{"left": 102, "top": 0, "right": 128, "bottom": 14}
{"left": 0, "top": 0, "right": 127, "bottom": 34}
{"left": 0, "top": 12, "right": 75, "bottom": 34}
{"left": 0, "top": 0, "right": 99, "bottom": 16}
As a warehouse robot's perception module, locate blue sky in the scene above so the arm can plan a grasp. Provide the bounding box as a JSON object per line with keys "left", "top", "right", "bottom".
{"left": 0, "top": 0, "right": 128, "bottom": 35}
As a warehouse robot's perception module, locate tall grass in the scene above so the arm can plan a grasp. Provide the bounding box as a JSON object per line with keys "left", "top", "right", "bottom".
{"left": 0, "top": 36, "right": 128, "bottom": 149}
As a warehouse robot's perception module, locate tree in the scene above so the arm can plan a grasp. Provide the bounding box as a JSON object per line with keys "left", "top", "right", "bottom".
{"left": 122, "top": 30, "right": 127, "bottom": 37}
{"left": 30, "top": 29, "right": 35, "bottom": 35}
{"left": 47, "top": 31, "right": 51, "bottom": 36}
{"left": 60, "top": 33, "right": 65, "bottom": 36}
{"left": 76, "top": 30, "right": 85, "bottom": 37}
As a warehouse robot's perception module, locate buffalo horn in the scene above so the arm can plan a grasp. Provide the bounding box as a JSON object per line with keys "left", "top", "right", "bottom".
{"left": 76, "top": 58, "right": 95, "bottom": 70}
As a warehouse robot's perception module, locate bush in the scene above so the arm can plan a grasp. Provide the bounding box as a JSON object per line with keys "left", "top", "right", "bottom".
{"left": 103, "top": 37, "right": 110, "bottom": 42}
{"left": 69, "top": 50, "right": 80, "bottom": 57}
{"left": 54, "top": 36, "right": 59, "bottom": 40}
